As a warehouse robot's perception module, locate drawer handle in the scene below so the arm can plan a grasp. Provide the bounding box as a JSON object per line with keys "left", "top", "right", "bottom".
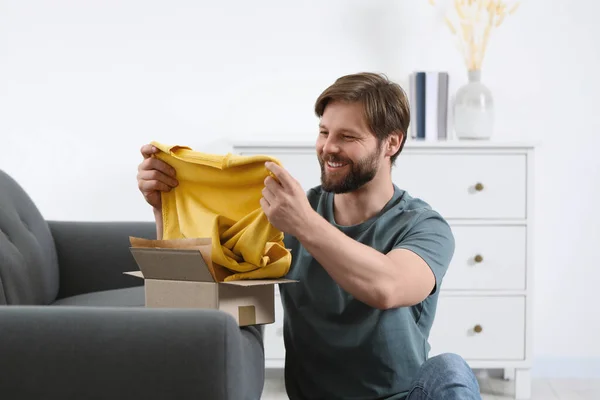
{"left": 474, "top": 182, "right": 484, "bottom": 191}
{"left": 474, "top": 254, "right": 484, "bottom": 263}
{"left": 473, "top": 324, "right": 483, "bottom": 334}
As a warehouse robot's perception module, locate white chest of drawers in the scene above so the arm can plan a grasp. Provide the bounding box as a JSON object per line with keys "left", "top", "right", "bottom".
{"left": 232, "top": 140, "right": 535, "bottom": 400}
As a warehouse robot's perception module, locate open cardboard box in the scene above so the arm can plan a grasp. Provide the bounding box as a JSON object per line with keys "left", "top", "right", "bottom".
{"left": 125, "top": 236, "right": 296, "bottom": 326}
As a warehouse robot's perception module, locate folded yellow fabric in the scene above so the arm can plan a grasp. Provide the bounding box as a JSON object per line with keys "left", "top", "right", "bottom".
{"left": 151, "top": 141, "right": 291, "bottom": 282}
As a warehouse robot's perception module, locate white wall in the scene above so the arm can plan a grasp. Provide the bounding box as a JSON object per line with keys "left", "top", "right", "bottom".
{"left": 1, "top": 0, "right": 599, "bottom": 377}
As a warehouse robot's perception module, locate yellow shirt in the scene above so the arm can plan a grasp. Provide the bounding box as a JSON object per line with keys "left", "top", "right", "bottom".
{"left": 151, "top": 141, "right": 291, "bottom": 282}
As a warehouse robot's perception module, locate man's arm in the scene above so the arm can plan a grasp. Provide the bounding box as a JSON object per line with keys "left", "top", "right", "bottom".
{"left": 261, "top": 161, "right": 451, "bottom": 310}
{"left": 295, "top": 215, "right": 436, "bottom": 310}
{"left": 154, "top": 208, "right": 163, "bottom": 240}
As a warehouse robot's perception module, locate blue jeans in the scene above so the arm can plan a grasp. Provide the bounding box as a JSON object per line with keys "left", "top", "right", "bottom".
{"left": 405, "top": 353, "right": 481, "bottom": 399}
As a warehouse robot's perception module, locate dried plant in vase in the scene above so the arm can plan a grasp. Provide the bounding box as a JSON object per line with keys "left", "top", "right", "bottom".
{"left": 427, "top": 0, "right": 521, "bottom": 139}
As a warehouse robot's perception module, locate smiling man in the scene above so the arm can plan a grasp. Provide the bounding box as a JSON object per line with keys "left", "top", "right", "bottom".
{"left": 136, "top": 72, "right": 481, "bottom": 400}
{"left": 259, "top": 72, "right": 481, "bottom": 400}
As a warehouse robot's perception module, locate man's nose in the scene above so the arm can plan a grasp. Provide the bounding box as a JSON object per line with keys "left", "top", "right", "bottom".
{"left": 322, "top": 136, "right": 339, "bottom": 155}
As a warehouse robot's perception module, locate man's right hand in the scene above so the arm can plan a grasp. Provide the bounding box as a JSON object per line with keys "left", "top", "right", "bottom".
{"left": 137, "top": 144, "right": 178, "bottom": 211}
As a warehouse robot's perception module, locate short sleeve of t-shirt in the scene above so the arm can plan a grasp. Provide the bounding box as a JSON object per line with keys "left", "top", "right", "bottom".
{"left": 393, "top": 211, "right": 455, "bottom": 294}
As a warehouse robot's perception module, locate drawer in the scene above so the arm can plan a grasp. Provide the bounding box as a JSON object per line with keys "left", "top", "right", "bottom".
{"left": 264, "top": 296, "right": 285, "bottom": 361}
{"left": 428, "top": 296, "right": 525, "bottom": 360}
{"left": 392, "top": 154, "right": 527, "bottom": 219}
{"left": 238, "top": 150, "right": 527, "bottom": 218}
{"left": 443, "top": 225, "right": 527, "bottom": 290}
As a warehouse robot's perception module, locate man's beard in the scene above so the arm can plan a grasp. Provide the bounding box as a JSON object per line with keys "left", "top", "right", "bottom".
{"left": 318, "top": 147, "right": 381, "bottom": 194}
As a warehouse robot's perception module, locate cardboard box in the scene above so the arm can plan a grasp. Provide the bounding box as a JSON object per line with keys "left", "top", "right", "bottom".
{"left": 125, "top": 236, "right": 296, "bottom": 326}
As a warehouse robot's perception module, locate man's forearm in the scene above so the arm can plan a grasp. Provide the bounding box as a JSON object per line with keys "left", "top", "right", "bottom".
{"left": 153, "top": 208, "right": 163, "bottom": 240}
{"left": 296, "top": 213, "right": 398, "bottom": 310}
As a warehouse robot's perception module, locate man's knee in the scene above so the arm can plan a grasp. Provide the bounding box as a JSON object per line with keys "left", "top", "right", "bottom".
{"left": 422, "top": 353, "right": 478, "bottom": 385}
{"left": 412, "top": 353, "right": 480, "bottom": 399}
{"left": 426, "top": 353, "right": 469, "bottom": 370}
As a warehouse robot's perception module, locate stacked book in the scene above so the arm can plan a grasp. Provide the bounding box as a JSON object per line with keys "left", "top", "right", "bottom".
{"left": 408, "top": 71, "right": 450, "bottom": 141}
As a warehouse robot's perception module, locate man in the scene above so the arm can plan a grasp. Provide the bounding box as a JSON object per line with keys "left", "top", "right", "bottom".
{"left": 137, "top": 72, "right": 481, "bottom": 399}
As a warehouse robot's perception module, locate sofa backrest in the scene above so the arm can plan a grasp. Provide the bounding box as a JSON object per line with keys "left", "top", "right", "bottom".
{"left": 0, "top": 170, "right": 59, "bottom": 304}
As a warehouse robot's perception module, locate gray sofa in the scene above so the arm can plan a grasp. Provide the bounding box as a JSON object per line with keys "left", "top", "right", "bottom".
{"left": 0, "top": 169, "right": 266, "bottom": 400}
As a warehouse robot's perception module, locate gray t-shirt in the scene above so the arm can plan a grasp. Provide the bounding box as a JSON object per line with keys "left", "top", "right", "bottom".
{"left": 279, "top": 184, "right": 455, "bottom": 400}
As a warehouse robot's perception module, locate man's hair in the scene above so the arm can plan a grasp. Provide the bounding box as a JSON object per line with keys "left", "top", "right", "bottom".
{"left": 314, "top": 72, "right": 410, "bottom": 165}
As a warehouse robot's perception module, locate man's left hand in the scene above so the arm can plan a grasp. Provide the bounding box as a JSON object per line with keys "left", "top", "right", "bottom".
{"left": 261, "top": 161, "right": 316, "bottom": 237}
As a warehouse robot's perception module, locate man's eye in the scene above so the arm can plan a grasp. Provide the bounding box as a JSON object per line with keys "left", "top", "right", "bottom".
{"left": 319, "top": 131, "right": 328, "bottom": 136}
{"left": 343, "top": 135, "right": 355, "bottom": 140}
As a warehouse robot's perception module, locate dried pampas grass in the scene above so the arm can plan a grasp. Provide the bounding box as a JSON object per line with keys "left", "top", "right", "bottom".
{"left": 429, "top": 0, "right": 520, "bottom": 71}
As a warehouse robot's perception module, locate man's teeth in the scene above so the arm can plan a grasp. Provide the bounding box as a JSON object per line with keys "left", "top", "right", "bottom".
{"left": 327, "top": 161, "right": 345, "bottom": 168}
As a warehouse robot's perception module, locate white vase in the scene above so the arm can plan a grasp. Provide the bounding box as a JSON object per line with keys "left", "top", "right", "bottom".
{"left": 453, "top": 69, "right": 494, "bottom": 139}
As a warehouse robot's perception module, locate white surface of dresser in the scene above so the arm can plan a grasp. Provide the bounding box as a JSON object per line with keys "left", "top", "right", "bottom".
{"left": 232, "top": 140, "right": 535, "bottom": 400}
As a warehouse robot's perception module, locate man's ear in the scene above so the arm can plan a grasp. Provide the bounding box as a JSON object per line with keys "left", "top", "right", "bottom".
{"left": 385, "top": 131, "right": 403, "bottom": 158}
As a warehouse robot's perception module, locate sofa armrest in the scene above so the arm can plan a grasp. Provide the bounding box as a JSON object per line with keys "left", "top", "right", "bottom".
{"left": 0, "top": 306, "right": 265, "bottom": 400}
{"left": 48, "top": 221, "right": 156, "bottom": 299}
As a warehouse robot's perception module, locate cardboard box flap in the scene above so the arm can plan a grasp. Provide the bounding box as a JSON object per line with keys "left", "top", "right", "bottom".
{"left": 130, "top": 236, "right": 212, "bottom": 249}
{"left": 130, "top": 247, "right": 215, "bottom": 282}
{"left": 129, "top": 236, "right": 231, "bottom": 282}
{"left": 222, "top": 278, "right": 298, "bottom": 287}
{"left": 124, "top": 271, "right": 144, "bottom": 278}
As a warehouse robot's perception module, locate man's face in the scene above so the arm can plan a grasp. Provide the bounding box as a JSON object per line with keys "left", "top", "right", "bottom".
{"left": 316, "top": 101, "right": 383, "bottom": 194}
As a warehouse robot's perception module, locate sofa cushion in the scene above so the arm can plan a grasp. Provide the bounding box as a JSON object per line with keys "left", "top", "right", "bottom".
{"left": 0, "top": 170, "right": 59, "bottom": 305}
{"left": 52, "top": 286, "right": 144, "bottom": 307}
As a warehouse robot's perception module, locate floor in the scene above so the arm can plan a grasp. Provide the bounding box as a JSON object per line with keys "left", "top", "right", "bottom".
{"left": 261, "top": 375, "right": 600, "bottom": 399}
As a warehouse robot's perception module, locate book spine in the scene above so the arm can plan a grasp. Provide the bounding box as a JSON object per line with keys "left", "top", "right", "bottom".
{"left": 409, "top": 72, "right": 417, "bottom": 139}
{"left": 425, "top": 72, "right": 439, "bottom": 142}
{"left": 415, "top": 72, "right": 426, "bottom": 140}
{"left": 437, "top": 72, "right": 449, "bottom": 140}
